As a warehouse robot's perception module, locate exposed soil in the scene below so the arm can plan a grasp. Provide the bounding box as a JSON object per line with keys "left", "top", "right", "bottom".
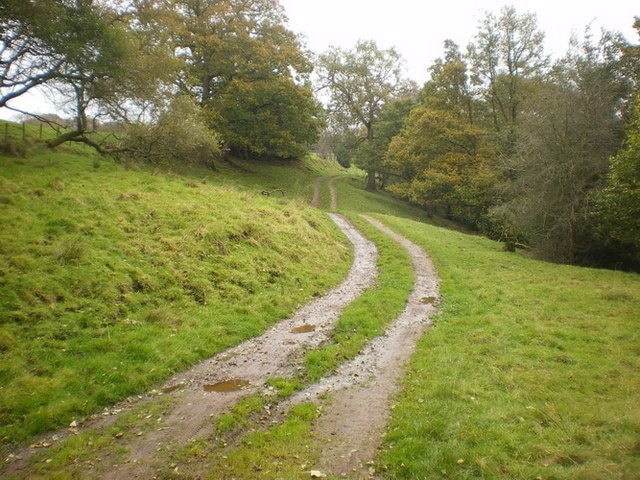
{"left": 4, "top": 176, "right": 439, "bottom": 479}
{"left": 282, "top": 214, "right": 439, "bottom": 478}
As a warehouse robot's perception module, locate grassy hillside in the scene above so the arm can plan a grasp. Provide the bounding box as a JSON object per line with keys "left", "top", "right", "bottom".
{"left": 0, "top": 141, "right": 351, "bottom": 444}
{"left": 375, "top": 216, "right": 640, "bottom": 480}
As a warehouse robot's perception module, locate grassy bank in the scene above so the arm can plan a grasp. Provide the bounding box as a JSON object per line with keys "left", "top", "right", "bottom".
{"left": 0, "top": 146, "right": 351, "bottom": 445}
{"left": 377, "top": 215, "right": 640, "bottom": 479}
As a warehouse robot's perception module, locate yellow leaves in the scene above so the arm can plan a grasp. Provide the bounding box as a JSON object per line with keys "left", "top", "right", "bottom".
{"left": 384, "top": 106, "right": 499, "bottom": 222}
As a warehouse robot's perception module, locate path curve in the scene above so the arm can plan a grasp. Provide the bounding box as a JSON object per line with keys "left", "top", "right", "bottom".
{"left": 102, "top": 213, "right": 378, "bottom": 479}
{"left": 283, "top": 214, "right": 439, "bottom": 477}
{"left": 5, "top": 176, "right": 440, "bottom": 480}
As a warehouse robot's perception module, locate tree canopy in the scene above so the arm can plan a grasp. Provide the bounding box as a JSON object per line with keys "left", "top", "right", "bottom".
{"left": 1, "top": 0, "right": 322, "bottom": 161}
{"left": 316, "top": 40, "right": 413, "bottom": 190}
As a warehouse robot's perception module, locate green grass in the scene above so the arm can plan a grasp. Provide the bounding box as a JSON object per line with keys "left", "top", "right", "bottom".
{"left": 201, "top": 402, "right": 320, "bottom": 480}
{"left": 375, "top": 215, "right": 640, "bottom": 480}
{"left": 0, "top": 144, "right": 351, "bottom": 445}
{"left": 5, "top": 393, "right": 178, "bottom": 480}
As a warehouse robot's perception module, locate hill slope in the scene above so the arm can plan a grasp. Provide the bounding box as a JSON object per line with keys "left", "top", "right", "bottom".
{"left": 0, "top": 147, "right": 351, "bottom": 444}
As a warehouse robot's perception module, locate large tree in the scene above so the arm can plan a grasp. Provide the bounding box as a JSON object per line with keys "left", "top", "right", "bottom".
{"left": 165, "top": 0, "right": 322, "bottom": 159}
{"left": 467, "top": 6, "right": 548, "bottom": 148}
{"left": 421, "top": 40, "right": 475, "bottom": 124}
{"left": 489, "top": 28, "right": 630, "bottom": 263}
{"left": 0, "top": 0, "right": 70, "bottom": 108}
{"left": 384, "top": 106, "right": 497, "bottom": 227}
{"left": 317, "top": 40, "right": 411, "bottom": 190}
{"left": 1, "top": 0, "right": 179, "bottom": 152}
{"left": 592, "top": 92, "right": 640, "bottom": 269}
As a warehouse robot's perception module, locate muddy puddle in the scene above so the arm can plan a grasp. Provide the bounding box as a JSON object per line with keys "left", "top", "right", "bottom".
{"left": 203, "top": 379, "right": 250, "bottom": 392}
{"left": 291, "top": 324, "right": 316, "bottom": 333}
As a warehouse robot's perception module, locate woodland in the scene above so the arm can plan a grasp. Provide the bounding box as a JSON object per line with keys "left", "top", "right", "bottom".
{"left": 1, "top": 0, "right": 639, "bottom": 271}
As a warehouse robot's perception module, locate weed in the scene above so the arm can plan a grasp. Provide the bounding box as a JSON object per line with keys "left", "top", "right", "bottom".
{"left": 48, "top": 178, "right": 65, "bottom": 191}
{"left": 201, "top": 403, "right": 320, "bottom": 479}
{"left": 215, "top": 394, "right": 266, "bottom": 436}
{"left": 54, "top": 236, "right": 85, "bottom": 264}
{"left": 265, "top": 377, "right": 304, "bottom": 398}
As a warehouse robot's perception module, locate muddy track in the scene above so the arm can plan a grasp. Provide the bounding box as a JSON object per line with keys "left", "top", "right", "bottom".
{"left": 310, "top": 175, "right": 338, "bottom": 211}
{"left": 4, "top": 176, "right": 438, "bottom": 479}
{"left": 303, "top": 177, "right": 439, "bottom": 477}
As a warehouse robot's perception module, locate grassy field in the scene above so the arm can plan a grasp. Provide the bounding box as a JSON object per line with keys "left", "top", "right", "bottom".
{"left": 1, "top": 122, "right": 639, "bottom": 479}
{"left": 376, "top": 215, "right": 640, "bottom": 480}
{"left": 0, "top": 134, "right": 351, "bottom": 445}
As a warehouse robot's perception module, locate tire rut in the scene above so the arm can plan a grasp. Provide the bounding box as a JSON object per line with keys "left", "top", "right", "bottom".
{"left": 308, "top": 215, "right": 438, "bottom": 477}
{"left": 297, "top": 177, "right": 439, "bottom": 478}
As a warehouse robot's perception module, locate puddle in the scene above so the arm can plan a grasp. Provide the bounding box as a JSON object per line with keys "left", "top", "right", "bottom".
{"left": 291, "top": 324, "right": 316, "bottom": 333}
{"left": 420, "top": 296, "right": 437, "bottom": 304}
{"left": 203, "top": 379, "right": 250, "bottom": 392}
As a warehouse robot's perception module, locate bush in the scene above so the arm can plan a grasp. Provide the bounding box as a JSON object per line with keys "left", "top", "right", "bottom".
{"left": 120, "top": 96, "right": 222, "bottom": 168}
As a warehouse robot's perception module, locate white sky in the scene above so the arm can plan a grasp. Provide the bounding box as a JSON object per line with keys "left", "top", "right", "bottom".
{"left": 1, "top": 1, "right": 637, "bottom": 120}
{"left": 280, "top": 0, "right": 638, "bottom": 83}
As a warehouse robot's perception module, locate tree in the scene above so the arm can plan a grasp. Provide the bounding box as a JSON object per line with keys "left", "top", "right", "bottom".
{"left": 165, "top": 0, "right": 322, "bottom": 159}
{"left": 44, "top": 2, "right": 134, "bottom": 149}
{"left": 119, "top": 95, "right": 221, "bottom": 168}
{"left": 592, "top": 93, "right": 640, "bottom": 269}
{"left": 364, "top": 96, "right": 417, "bottom": 188}
{"left": 0, "top": 0, "right": 178, "bottom": 152}
{"left": 211, "top": 76, "right": 324, "bottom": 159}
{"left": 467, "top": 6, "right": 548, "bottom": 147}
{"left": 0, "top": 0, "right": 69, "bottom": 108}
{"left": 421, "top": 40, "right": 475, "bottom": 124}
{"left": 490, "top": 28, "right": 630, "bottom": 264}
{"left": 384, "top": 107, "right": 497, "bottom": 227}
{"left": 317, "top": 40, "right": 410, "bottom": 190}
{"left": 165, "top": 0, "right": 289, "bottom": 105}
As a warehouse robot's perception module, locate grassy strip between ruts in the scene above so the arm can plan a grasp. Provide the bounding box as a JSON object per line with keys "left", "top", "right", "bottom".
{"left": 302, "top": 213, "right": 414, "bottom": 383}
{"left": 0, "top": 146, "right": 352, "bottom": 446}
{"left": 375, "top": 214, "right": 640, "bottom": 480}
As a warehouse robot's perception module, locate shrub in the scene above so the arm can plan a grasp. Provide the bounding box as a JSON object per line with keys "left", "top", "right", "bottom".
{"left": 119, "top": 96, "right": 222, "bottom": 168}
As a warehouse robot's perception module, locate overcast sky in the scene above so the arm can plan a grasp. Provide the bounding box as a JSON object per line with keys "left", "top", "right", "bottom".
{"left": 279, "top": 0, "right": 638, "bottom": 83}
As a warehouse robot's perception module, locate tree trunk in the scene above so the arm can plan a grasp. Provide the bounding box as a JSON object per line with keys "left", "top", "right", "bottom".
{"left": 365, "top": 169, "right": 377, "bottom": 191}
{"left": 47, "top": 130, "right": 83, "bottom": 148}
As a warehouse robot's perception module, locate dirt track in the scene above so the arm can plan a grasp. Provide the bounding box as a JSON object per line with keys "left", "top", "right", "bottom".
{"left": 4, "top": 176, "right": 438, "bottom": 479}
